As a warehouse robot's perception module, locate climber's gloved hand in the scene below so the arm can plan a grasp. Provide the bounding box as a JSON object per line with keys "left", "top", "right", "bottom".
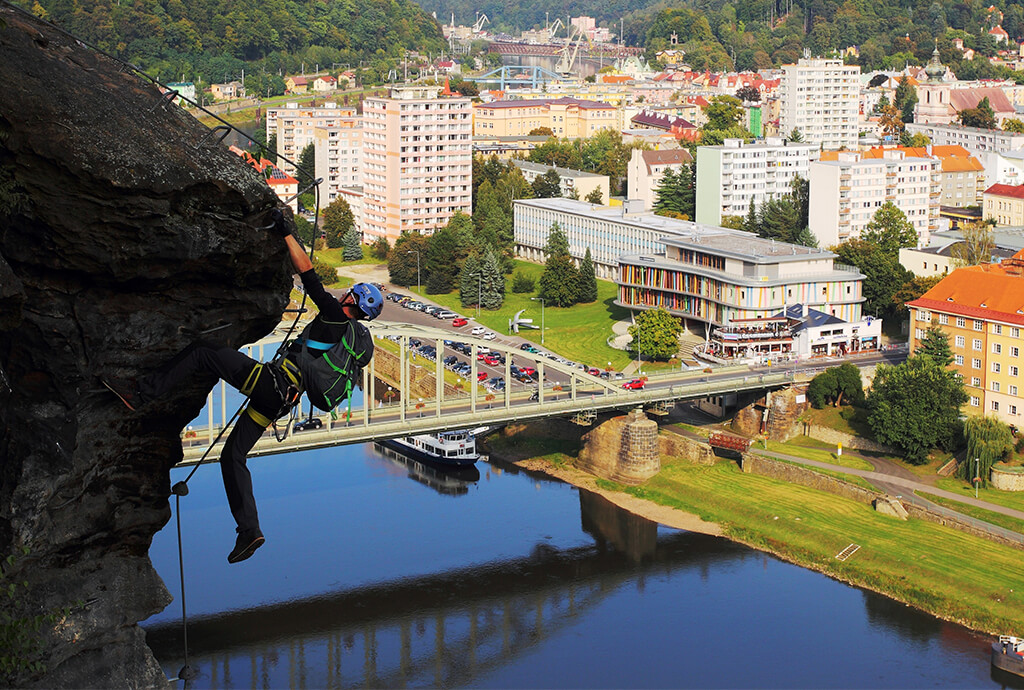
{"left": 267, "top": 208, "right": 291, "bottom": 238}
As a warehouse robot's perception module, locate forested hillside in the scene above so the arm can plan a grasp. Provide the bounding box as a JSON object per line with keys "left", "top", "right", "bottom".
{"left": 17, "top": 0, "right": 445, "bottom": 86}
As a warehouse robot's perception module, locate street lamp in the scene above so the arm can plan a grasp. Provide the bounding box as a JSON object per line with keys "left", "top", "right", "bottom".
{"left": 531, "top": 297, "right": 545, "bottom": 345}
{"left": 477, "top": 272, "right": 482, "bottom": 318}
{"left": 975, "top": 457, "right": 981, "bottom": 498}
{"left": 406, "top": 250, "right": 420, "bottom": 294}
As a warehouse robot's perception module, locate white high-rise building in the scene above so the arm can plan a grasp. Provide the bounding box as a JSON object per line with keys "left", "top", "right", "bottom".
{"left": 695, "top": 137, "right": 818, "bottom": 226}
{"left": 808, "top": 149, "right": 940, "bottom": 248}
{"left": 779, "top": 56, "right": 860, "bottom": 151}
{"left": 362, "top": 85, "right": 473, "bottom": 244}
{"left": 314, "top": 118, "right": 363, "bottom": 207}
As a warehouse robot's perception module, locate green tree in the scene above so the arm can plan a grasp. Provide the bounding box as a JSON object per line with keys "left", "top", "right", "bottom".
{"left": 834, "top": 239, "right": 913, "bottom": 319}
{"left": 653, "top": 163, "right": 696, "bottom": 220}
{"left": 958, "top": 97, "right": 998, "bottom": 129}
{"left": 628, "top": 308, "right": 683, "bottom": 361}
{"left": 388, "top": 231, "right": 428, "bottom": 288}
{"left": 531, "top": 168, "right": 563, "bottom": 198}
{"left": 538, "top": 222, "right": 579, "bottom": 307}
{"left": 321, "top": 198, "right": 354, "bottom": 249}
{"left": 899, "top": 131, "right": 931, "bottom": 147}
{"left": 584, "top": 187, "right": 604, "bottom": 204}
{"left": 1004, "top": 118, "right": 1024, "bottom": 133}
{"left": 341, "top": 226, "right": 362, "bottom": 261}
{"left": 959, "top": 416, "right": 1014, "bottom": 486}
{"left": 704, "top": 95, "right": 745, "bottom": 130}
{"left": 370, "top": 237, "right": 390, "bottom": 260}
{"left": 950, "top": 221, "right": 996, "bottom": 266}
{"left": 894, "top": 76, "right": 918, "bottom": 123}
{"left": 511, "top": 272, "right": 536, "bottom": 293}
{"left": 577, "top": 248, "right": 598, "bottom": 303}
{"left": 297, "top": 141, "right": 316, "bottom": 177}
{"left": 807, "top": 363, "right": 864, "bottom": 408}
{"left": 861, "top": 202, "right": 918, "bottom": 255}
{"left": 787, "top": 128, "right": 803, "bottom": 142}
{"left": 458, "top": 254, "right": 482, "bottom": 309}
{"left": 867, "top": 355, "right": 968, "bottom": 464}
{"left": 915, "top": 326, "right": 954, "bottom": 367}
{"left": 311, "top": 256, "right": 338, "bottom": 286}
{"left": 544, "top": 222, "right": 570, "bottom": 256}
{"left": 424, "top": 222, "right": 464, "bottom": 294}
{"left": 478, "top": 246, "right": 505, "bottom": 309}
{"left": 293, "top": 215, "right": 317, "bottom": 247}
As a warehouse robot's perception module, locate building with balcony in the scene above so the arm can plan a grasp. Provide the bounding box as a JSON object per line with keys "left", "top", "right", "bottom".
{"left": 472, "top": 97, "right": 618, "bottom": 138}
{"left": 904, "top": 122, "right": 1024, "bottom": 186}
{"left": 313, "top": 118, "right": 363, "bottom": 207}
{"left": 808, "top": 148, "right": 940, "bottom": 248}
{"left": 695, "top": 137, "right": 818, "bottom": 226}
{"left": 907, "top": 251, "right": 1024, "bottom": 425}
{"left": 779, "top": 56, "right": 859, "bottom": 150}
{"left": 265, "top": 102, "right": 357, "bottom": 173}
{"left": 361, "top": 85, "right": 472, "bottom": 244}
{"left": 511, "top": 160, "right": 609, "bottom": 204}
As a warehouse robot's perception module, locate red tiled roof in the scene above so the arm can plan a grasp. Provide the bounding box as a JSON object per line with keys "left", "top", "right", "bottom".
{"left": 949, "top": 86, "right": 1015, "bottom": 114}
{"left": 907, "top": 254, "right": 1024, "bottom": 325}
{"left": 984, "top": 183, "right": 1024, "bottom": 198}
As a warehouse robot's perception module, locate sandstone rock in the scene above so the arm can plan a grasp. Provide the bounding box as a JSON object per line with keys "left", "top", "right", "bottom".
{"left": 0, "top": 6, "right": 291, "bottom": 686}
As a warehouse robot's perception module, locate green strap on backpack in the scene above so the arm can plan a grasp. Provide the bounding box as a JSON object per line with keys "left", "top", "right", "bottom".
{"left": 292, "top": 320, "right": 374, "bottom": 415}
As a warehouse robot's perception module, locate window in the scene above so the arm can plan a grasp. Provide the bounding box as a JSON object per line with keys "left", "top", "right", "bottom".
{"left": 955, "top": 335, "right": 966, "bottom": 347}
{"left": 1012, "top": 347, "right": 1019, "bottom": 358}
{"left": 993, "top": 324, "right": 1003, "bottom": 335}
{"left": 1011, "top": 385, "right": 1018, "bottom": 396}
{"left": 955, "top": 354, "right": 965, "bottom": 366}
{"left": 970, "top": 396, "right": 980, "bottom": 407}
{"left": 974, "top": 339, "right": 983, "bottom": 350}
{"left": 973, "top": 358, "right": 982, "bottom": 369}
{"left": 992, "top": 401, "right": 1000, "bottom": 412}
{"left": 957, "top": 317, "right": 966, "bottom": 328}
{"left": 939, "top": 314, "right": 949, "bottom": 325}
{"left": 993, "top": 381, "right": 1001, "bottom": 392}
{"left": 972, "top": 376, "right": 982, "bottom": 386}
{"left": 974, "top": 320, "right": 984, "bottom": 331}
{"left": 1013, "top": 328, "right": 1021, "bottom": 338}
{"left": 1012, "top": 366, "right": 1020, "bottom": 377}
{"left": 1011, "top": 405, "right": 1018, "bottom": 415}
{"left": 993, "top": 362, "right": 1002, "bottom": 374}
{"left": 993, "top": 343, "right": 1002, "bottom": 354}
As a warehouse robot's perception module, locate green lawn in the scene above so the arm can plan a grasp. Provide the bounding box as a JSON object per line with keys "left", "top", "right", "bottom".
{"left": 935, "top": 477, "right": 1024, "bottom": 513}
{"left": 410, "top": 261, "right": 637, "bottom": 370}
{"left": 597, "top": 458, "right": 1024, "bottom": 634}
{"left": 762, "top": 437, "right": 875, "bottom": 472}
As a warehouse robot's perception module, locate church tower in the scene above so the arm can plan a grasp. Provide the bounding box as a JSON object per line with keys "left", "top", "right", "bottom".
{"left": 915, "top": 43, "right": 952, "bottom": 124}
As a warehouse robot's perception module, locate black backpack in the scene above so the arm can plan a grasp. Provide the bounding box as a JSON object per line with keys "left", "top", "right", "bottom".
{"left": 293, "top": 320, "right": 374, "bottom": 412}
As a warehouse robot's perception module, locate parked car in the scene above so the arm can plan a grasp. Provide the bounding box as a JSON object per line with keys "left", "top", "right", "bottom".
{"left": 622, "top": 379, "right": 646, "bottom": 390}
{"left": 423, "top": 305, "right": 439, "bottom": 315}
{"left": 435, "top": 310, "right": 457, "bottom": 319}
{"left": 483, "top": 332, "right": 496, "bottom": 341}
{"left": 519, "top": 343, "right": 534, "bottom": 351}
{"left": 471, "top": 326, "right": 486, "bottom": 336}
{"left": 409, "top": 338, "right": 421, "bottom": 348}
{"left": 387, "top": 293, "right": 404, "bottom": 302}
{"left": 293, "top": 417, "right": 323, "bottom": 432}
{"left": 443, "top": 355, "right": 458, "bottom": 366}
{"left": 483, "top": 355, "right": 500, "bottom": 366}
{"left": 586, "top": 367, "right": 601, "bottom": 376}
{"left": 519, "top": 366, "right": 537, "bottom": 377}
{"left": 477, "top": 372, "right": 488, "bottom": 382}
{"left": 452, "top": 317, "right": 468, "bottom": 327}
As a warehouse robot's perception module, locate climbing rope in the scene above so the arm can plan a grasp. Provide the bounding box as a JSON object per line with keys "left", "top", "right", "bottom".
{"left": 5, "top": 5, "right": 332, "bottom": 681}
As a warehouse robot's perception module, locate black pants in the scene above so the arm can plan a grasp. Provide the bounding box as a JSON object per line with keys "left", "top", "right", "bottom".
{"left": 140, "top": 341, "right": 289, "bottom": 534}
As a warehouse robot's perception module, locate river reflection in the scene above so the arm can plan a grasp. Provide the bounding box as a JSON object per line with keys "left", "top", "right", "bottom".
{"left": 143, "top": 445, "right": 1009, "bottom": 689}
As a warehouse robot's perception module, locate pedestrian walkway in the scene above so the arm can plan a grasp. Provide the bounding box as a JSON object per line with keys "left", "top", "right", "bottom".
{"left": 660, "top": 422, "right": 1024, "bottom": 546}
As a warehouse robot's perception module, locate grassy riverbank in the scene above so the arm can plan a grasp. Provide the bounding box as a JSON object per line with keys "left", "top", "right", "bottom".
{"left": 487, "top": 426, "right": 1024, "bottom": 636}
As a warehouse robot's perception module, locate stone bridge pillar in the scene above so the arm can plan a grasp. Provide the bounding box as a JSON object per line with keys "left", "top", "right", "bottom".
{"left": 578, "top": 408, "right": 660, "bottom": 484}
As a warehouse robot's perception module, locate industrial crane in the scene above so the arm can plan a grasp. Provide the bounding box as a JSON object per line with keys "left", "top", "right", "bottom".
{"left": 547, "top": 17, "right": 564, "bottom": 40}
{"left": 473, "top": 12, "right": 490, "bottom": 33}
{"left": 555, "top": 25, "right": 592, "bottom": 76}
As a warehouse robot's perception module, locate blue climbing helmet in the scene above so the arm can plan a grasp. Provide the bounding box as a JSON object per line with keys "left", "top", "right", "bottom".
{"left": 349, "top": 282, "right": 383, "bottom": 320}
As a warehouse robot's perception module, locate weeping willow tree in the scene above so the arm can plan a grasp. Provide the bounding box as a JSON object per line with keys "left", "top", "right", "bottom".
{"left": 959, "top": 415, "right": 1014, "bottom": 487}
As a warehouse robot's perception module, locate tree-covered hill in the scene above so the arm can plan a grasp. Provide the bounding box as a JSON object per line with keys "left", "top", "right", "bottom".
{"left": 19, "top": 0, "right": 446, "bottom": 86}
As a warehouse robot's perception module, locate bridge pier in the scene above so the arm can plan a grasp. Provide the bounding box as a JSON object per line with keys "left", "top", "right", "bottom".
{"left": 577, "top": 408, "right": 660, "bottom": 485}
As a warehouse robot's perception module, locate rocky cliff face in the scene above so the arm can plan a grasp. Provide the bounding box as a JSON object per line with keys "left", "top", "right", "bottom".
{"left": 0, "top": 5, "right": 292, "bottom": 686}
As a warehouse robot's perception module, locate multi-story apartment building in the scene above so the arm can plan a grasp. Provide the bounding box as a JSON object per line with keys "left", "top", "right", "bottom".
{"left": 313, "top": 118, "right": 363, "bottom": 207}
{"left": 473, "top": 97, "right": 618, "bottom": 138}
{"left": 907, "top": 252, "right": 1024, "bottom": 425}
{"left": 265, "top": 102, "right": 356, "bottom": 173}
{"left": 928, "top": 145, "right": 986, "bottom": 206}
{"left": 511, "top": 160, "right": 609, "bottom": 204}
{"left": 905, "top": 122, "right": 1024, "bottom": 186}
{"left": 808, "top": 149, "right": 940, "bottom": 248}
{"left": 695, "top": 137, "right": 818, "bottom": 226}
{"left": 361, "top": 85, "right": 472, "bottom": 244}
{"left": 617, "top": 232, "right": 865, "bottom": 329}
{"left": 627, "top": 148, "right": 694, "bottom": 211}
{"left": 983, "top": 183, "right": 1024, "bottom": 226}
{"left": 779, "top": 56, "right": 859, "bottom": 150}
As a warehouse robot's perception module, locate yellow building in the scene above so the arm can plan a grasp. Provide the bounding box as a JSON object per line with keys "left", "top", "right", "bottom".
{"left": 907, "top": 251, "right": 1024, "bottom": 425}
{"left": 473, "top": 97, "right": 617, "bottom": 138}
{"left": 983, "top": 183, "right": 1024, "bottom": 226}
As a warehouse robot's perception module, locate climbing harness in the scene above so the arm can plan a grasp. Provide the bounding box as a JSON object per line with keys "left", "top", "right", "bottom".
{"left": 3, "top": 6, "right": 332, "bottom": 681}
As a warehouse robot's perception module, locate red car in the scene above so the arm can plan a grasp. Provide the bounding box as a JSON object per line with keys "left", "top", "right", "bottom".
{"left": 622, "top": 379, "right": 645, "bottom": 390}
{"left": 483, "top": 355, "right": 500, "bottom": 366}
{"left": 586, "top": 367, "right": 601, "bottom": 376}
{"left": 477, "top": 372, "right": 488, "bottom": 382}
{"left": 452, "top": 317, "right": 468, "bottom": 327}
{"left": 519, "top": 366, "right": 537, "bottom": 377}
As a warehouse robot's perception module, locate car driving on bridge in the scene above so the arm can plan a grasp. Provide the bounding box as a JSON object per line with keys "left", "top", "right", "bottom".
{"left": 622, "top": 379, "right": 645, "bottom": 390}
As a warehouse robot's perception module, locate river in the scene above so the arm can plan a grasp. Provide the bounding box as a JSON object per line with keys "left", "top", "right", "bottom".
{"left": 141, "top": 438, "right": 1022, "bottom": 689}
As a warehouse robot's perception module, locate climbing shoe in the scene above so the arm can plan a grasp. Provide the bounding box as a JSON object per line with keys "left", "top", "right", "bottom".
{"left": 227, "top": 529, "right": 265, "bottom": 564}
{"left": 102, "top": 377, "right": 145, "bottom": 411}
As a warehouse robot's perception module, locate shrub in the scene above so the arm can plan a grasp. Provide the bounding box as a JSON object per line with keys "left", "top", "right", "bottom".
{"left": 511, "top": 272, "right": 535, "bottom": 293}
{"left": 312, "top": 257, "right": 338, "bottom": 286}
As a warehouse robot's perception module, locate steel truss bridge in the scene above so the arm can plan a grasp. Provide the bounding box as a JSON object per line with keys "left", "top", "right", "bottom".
{"left": 181, "top": 321, "right": 798, "bottom": 464}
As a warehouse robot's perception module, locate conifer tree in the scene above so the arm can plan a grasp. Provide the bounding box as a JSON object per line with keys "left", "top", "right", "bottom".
{"left": 458, "top": 254, "right": 482, "bottom": 309}
{"left": 342, "top": 227, "right": 362, "bottom": 261}
{"left": 479, "top": 247, "right": 505, "bottom": 309}
{"left": 577, "top": 248, "right": 598, "bottom": 303}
